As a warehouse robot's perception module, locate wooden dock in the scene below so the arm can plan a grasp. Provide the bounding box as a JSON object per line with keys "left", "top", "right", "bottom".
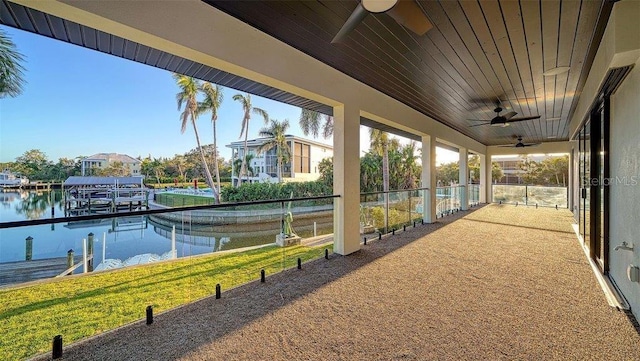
{"left": 0, "top": 256, "right": 85, "bottom": 287}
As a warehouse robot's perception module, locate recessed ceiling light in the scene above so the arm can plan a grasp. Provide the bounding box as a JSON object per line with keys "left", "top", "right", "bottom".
{"left": 547, "top": 135, "right": 557, "bottom": 139}
{"left": 543, "top": 67, "right": 570, "bottom": 76}
{"left": 546, "top": 117, "right": 561, "bottom": 121}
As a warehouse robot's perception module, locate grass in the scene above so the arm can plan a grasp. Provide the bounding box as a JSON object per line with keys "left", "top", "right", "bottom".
{"left": 0, "top": 244, "right": 330, "bottom": 360}
{"left": 155, "top": 192, "right": 217, "bottom": 207}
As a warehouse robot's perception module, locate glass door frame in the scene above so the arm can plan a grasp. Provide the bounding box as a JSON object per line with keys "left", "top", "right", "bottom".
{"left": 576, "top": 95, "right": 610, "bottom": 274}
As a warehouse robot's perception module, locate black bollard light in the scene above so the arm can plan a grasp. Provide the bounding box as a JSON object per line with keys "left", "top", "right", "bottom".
{"left": 378, "top": 232, "right": 382, "bottom": 240}
{"left": 52, "top": 335, "right": 63, "bottom": 359}
{"left": 556, "top": 205, "right": 558, "bottom": 210}
{"left": 403, "top": 225, "right": 406, "bottom": 232}
{"left": 413, "top": 221, "right": 416, "bottom": 228}
{"left": 215, "top": 284, "right": 221, "bottom": 299}
{"left": 297, "top": 258, "right": 302, "bottom": 269}
{"left": 260, "top": 269, "right": 266, "bottom": 283}
{"left": 421, "top": 219, "right": 424, "bottom": 225}
{"left": 363, "top": 237, "right": 367, "bottom": 245}
{"left": 146, "top": 305, "right": 153, "bottom": 325}
{"left": 325, "top": 249, "right": 329, "bottom": 259}
{"left": 536, "top": 203, "right": 538, "bottom": 209}
{"left": 392, "top": 228, "right": 395, "bottom": 235}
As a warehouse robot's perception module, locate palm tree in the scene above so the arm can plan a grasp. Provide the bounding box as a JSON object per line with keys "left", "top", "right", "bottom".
{"left": 299, "top": 109, "right": 333, "bottom": 139}
{"left": 232, "top": 93, "right": 269, "bottom": 185}
{"left": 369, "top": 129, "right": 391, "bottom": 194}
{"left": 400, "top": 142, "right": 420, "bottom": 189}
{"left": 198, "top": 82, "right": 224, "bottom": 197}
{"left": 257, "top": 119, "right": 292, "bottom": 182}
{"left": 0, "top": 28, "right": 26, "bottom": 98}
{"left": 233, "top": 154, "right": 254, "bottom": 177}
{"left": 173, "top": 74, "right": 218, "bottom": 202}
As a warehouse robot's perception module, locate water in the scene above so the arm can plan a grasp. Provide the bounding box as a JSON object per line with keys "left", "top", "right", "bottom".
{"left": 0, "top": 190, "right": 277, "bottom": 267}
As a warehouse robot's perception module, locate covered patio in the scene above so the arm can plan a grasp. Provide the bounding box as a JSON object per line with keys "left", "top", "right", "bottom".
{"left": 2, "top": 0, "right": 640, "bottom": 358}
{"left": 36, "top": 205, "right": 640, "bottom": 360}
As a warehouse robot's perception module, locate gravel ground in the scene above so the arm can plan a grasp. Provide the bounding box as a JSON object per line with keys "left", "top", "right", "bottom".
{"left": 37, "top": 204, "right": 640, "bottom": 361}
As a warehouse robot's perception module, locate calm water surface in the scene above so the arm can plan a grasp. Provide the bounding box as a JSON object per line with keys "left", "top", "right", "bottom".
{"left": 0, "top": 191, "right": 275, "bottom": 265}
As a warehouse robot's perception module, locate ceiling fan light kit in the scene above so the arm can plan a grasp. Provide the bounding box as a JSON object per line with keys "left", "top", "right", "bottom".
{"left": 362, "top": 0, "right": 397, "bottom": 13}
{"left": 332, "top": 0, "right": 432, "bottom": 43}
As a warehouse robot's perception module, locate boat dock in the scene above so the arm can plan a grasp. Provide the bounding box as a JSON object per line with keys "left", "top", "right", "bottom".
{"left": 63, "top": 176, "right": 150, "bottom": 214}
{"left": 0, "top": 256, "right": 86, "bottom": 287}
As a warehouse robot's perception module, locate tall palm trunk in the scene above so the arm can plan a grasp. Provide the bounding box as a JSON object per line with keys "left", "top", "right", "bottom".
{"left": 277, "top": 149, "right": 283, "bottom": 182}
{"left": 192, "top": 120, "right": 216, "bottom": 200}
{"left": 382, "top": 142, "right": 389, "bottom": 193}
{"left": 212, "top": 121, "right": 221, "bottom": 195}
{"left": 240, "top": 129, "right": 249, "bottom": 185}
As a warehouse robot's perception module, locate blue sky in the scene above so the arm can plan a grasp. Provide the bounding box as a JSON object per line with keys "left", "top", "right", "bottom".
{"left": 0, "top": 26, "right": 458, "bottom": 164}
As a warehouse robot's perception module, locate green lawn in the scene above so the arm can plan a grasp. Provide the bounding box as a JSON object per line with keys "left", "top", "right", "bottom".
{"left": 0, "top": 244, "right": 330, "bottom": 360}
{"left": 154, "top": 192, "right": 217, "bottom": 207}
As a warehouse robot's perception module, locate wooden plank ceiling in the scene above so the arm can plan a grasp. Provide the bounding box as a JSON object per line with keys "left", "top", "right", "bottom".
{"left": 205, "top": 0, "right": 611, "bottom": 146}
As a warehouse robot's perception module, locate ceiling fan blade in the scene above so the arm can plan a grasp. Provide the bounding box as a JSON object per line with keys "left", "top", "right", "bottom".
{"left": 386, "top": 0, "right": 433, "bottom": 35}
{"left": 522, "top": 143, "right": 541, "bottom": 147}
{"left": 467, "top": 118, "right": 491, "bottom": 122}
{"left": 503, "top": 111, "right": 517, "bottom": 120}
{"left": 332, "top": 3, "right": 370, "bottom": 43}
{"left": 506, "top": 115, "right": 541, "bottom": 123}
{"left": 469, "top": 122, "right": 491, "bottom": 127}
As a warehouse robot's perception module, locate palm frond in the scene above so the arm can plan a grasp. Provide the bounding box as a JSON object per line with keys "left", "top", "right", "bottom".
{"left": 0, "top": 29, "right": 26, "bottom": 98}
{"left": 253, "top": 107, "right": 269, "bottom": 124}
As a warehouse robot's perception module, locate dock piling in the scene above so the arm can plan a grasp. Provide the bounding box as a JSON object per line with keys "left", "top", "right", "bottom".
{"left": 25, "top": 236, "right": 33, "bottom": 261}
{"left": 87, "top": 233, "right": 94, "bottom": 272}
{"left": 66, "top": 250, "right": 74, "bottom": 275}
{"left": 82, "top": 238, "right": 88, "bottom": 274}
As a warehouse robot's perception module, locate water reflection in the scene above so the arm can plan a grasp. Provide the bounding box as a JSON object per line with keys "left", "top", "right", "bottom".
{"left": 2, "top": 190, "right": 63, "bottom": 220}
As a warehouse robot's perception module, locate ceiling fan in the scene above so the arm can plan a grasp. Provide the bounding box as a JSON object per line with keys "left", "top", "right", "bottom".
{"left": 498, "top": 136, "right": 541, "bottom": 148}
{"left": 468, "top": 100, "right": 540, "bottom": 127}
{"left": 332, "top": 0, "right": 433, "bottom": 44}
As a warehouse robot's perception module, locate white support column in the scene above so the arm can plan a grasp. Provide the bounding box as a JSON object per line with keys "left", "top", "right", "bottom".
{"left": 479, "top": 154, "right": 487, "bottom": 203}
{"left": 484, "top": 152, "right": 493, "bottom": 203}
{"left": 459, "top": 147, "right": 468, "bottom": 210}
{"left": 333, "top": 104, "right": 360, "bottom": 255}
{"left": 421, "top": 135, "right": 437, "bottom": 223}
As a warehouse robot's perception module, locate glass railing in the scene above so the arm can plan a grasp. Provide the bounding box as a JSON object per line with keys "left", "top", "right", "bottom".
{"left": 492, "top": 184, "right": 568, "bottom": 208}
{"left": 436, "top": 185, "right": 464, "bottom": 218}
{"left": 359, "top": 188, "right": 428, "bottom": 236}
{"left": 468, "top": 184, "right": 480, "bottom": 207}
{"left": 0, "top": 194, "right": 337, "bottom": 360}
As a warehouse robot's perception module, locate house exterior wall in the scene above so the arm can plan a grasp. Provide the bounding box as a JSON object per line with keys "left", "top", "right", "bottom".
{"left": 81, "top": 155, "right": 141, "bottom": 176}
{"left": 609, "top": 59, "right": 640, "bottom": 316}
{"left": 567, "top": 0, "right": 640, "bottom": 319}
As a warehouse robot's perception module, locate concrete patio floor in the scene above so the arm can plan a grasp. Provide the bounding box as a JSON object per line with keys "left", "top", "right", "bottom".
{"left": 41, "top": 204, "right": 640, "bottom": 360}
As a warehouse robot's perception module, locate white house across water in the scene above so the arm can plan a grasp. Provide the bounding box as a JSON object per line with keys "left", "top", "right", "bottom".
{"left": 226, "top": 135, "right": 333, "bottom": 186}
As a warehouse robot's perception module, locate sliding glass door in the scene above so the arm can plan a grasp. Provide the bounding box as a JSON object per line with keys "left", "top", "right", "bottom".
{"left": 577, "top": 97, "right": 609, "bottom": 273}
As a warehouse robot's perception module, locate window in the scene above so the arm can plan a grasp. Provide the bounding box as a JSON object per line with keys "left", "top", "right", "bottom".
{"left": 294, "top": 142, "right": 310, "bottom": 173}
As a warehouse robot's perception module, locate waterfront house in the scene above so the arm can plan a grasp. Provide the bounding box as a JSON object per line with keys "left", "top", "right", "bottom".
{"left": 80, "top": 153, "right": 142, "bottom": 176}
{"left": 226, "top": 135, "right": 332, "bottom": 186}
